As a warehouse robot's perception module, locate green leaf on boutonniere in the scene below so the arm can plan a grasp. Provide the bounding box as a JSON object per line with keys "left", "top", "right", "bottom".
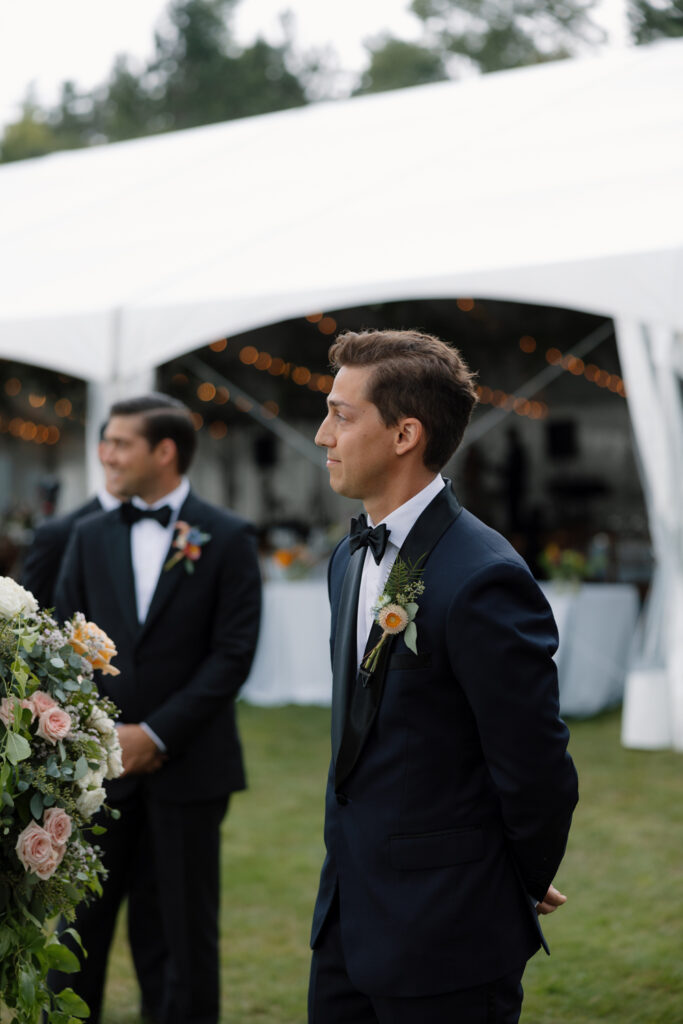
{"left": 404, "top": 621, "right": 418, "bottom": 654}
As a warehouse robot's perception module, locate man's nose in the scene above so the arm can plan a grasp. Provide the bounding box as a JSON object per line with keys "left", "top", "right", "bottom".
{"left": 315, "top": 418, "right": 332, "bottom": 448}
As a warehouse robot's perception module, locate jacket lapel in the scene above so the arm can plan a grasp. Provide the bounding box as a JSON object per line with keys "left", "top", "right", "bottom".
{"left": 105, "top": 511, "right": 139, "bottom": 643}
{"left": 331, "top": 547, "right": 365, "bottom": 763}
{"left": 137, "top": 492, "right": 204, "bottom": 643}
{"left": 334, "top": 481, "right": 463, "bottom": 791}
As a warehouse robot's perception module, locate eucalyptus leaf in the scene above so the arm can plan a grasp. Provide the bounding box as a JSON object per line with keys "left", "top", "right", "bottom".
{"left": 404, "top": 602, "right": 419, "bottom": 621}
{"left": 50, "top": 657, "right": 65, "bottom": 669}
{"left": 30, "top": 792, "right": 44, "bottom": 819}
{"left": 404, "top": 621, "right": 418, "bottom": 655}
{"left": 73, "top": 756, "right": 89, "bottom": 781}
{"left": 5, "top": 732, "right": 31, "bottom": 765}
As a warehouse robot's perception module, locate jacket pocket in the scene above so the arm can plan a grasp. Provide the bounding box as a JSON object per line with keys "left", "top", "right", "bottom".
{"left": 389, "top": 826, "right": 483, "bottom": 870}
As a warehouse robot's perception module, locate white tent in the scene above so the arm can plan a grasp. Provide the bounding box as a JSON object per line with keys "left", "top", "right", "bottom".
{"left": 1, "top": 40, "right": 682, "bottom": 747}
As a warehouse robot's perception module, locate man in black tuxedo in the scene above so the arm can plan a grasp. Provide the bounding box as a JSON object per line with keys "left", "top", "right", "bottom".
{"left": 21, "top": 434, "right": 123, "bottom": 609}
{"left": 53, "top": 394, "right": 261, "bottom": 1024}
{"left": 309, "top": 330, "right": 579, "bottom": 1024}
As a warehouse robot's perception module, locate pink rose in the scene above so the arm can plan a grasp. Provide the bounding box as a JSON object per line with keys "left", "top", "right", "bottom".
{"left": 15, "top": 821, "right": 64, "bottom": 880}
{"left": 31, "top": 691, "right": 57, "bottom": 716}
{"left": 0, "top": 696, "right": 34, "bottom": 728}
{"left": 36, "top": 706, "right": 72, "bottom": 744}
{"left": 43, "top": 807, "right": 72, "bottom": 847}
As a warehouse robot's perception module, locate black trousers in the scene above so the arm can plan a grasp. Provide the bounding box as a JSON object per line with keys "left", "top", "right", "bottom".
{"left": 48, "top": 784, "right": 229, "bottom": 1024}
{"left": 308, "top": 896, "right": 525, "bottom": 1024}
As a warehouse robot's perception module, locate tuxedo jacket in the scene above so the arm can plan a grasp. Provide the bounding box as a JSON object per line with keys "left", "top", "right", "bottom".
{"left": 311, "top": 482, "right": 578, "bottom": 998}
{"left": 55, "top": 491, "right": 261, "bottom": 803}
{"left": 22, "top": 496, "right": 103, "bottom": 610}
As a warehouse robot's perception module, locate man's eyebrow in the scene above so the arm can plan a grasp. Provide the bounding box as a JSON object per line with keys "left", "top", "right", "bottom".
{"left": 327, "top": 398, "right": 353, "bottom": 409}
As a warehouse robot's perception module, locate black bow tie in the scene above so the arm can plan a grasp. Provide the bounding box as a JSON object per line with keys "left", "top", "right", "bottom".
{"left": 349, "top": 513, "right": 390, "bottom": 565}
{"left": 121, "top": 503, "right": 173, "bottom": 528}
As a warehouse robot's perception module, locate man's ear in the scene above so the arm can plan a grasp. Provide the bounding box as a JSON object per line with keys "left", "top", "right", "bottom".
{"left": 395, "top": 418, "right": 424, "bottom": 456}
{"left": 155, "top": 437, "right": 178, "bottom": 469}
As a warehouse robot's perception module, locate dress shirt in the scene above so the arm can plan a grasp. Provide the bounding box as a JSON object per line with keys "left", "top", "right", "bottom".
{"left": 128, "top": 477, "right": 190, "bottom": 756}
{"left": 96, "top": 488, "right": 122, "bottom": 512}
{"left": 130, "top": 477, "right": 190, "bottom": 623}
{"left": 355, "top": 475, "right": 445, "bottom": 669}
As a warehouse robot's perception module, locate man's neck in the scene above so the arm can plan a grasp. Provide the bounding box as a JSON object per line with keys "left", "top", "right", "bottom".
{"left": 134, "top": 475, "right": 183, "bottom": 506}
{"left": 364, "top": 471, "right": 438, "bottom": 525}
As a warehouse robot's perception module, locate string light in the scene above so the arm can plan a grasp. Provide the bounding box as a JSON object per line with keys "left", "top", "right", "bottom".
{"left": 209, "top": 339, "right": 227, "bottom": 352}
{"left": 208, "top": 421, "right": 228, "bottom": 439}
{"left": 457, "top": 299, "right": 475, "bottom": 312}
{"left": 318, "top": 317, "right": 337, "bottom": 335}
{"left": 543, "top": 346, "right": 626, "bottom": 397}
{"left": 197, "top": 382, "right": 216, "bottom": 402}
{"left": 519, "top": 336, "right": 536, "bottom": 354}
{"left": 28, "top": 394, "right": 46, "bottom": 408}
{"left": 5, "top": 378, "right": 21, "bottom": 396}
{"left": 475, "top": 386, "right": 548, "bottom": 420}
{"left": 55, "top": 398, "right": 72, "bottom": 417}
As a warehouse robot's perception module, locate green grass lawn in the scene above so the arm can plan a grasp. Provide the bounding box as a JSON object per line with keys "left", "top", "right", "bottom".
{"left": 102, "top": 706, "right": 682, "bottom": 1023}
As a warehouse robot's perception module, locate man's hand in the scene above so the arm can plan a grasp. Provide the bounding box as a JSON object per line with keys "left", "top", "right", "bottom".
{"left": 537, "top": 884, "right": 567, "bottom": 915}
{"left": 117, "top": 724, "right": 166, "bottom": 775}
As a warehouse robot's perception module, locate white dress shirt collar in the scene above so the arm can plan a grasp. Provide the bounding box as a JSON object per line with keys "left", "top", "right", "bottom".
{"left": 368, "top": 474, "right": 446, "bottom": 550}
{"left": 131, "top": 476, "right": 190, "bottom": 514}
{"left": 97, "top": 488, "right": 122, "bottom": 511}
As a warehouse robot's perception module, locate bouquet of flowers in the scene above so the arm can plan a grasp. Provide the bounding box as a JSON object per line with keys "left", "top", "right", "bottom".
{"left": 0, "top": 576, "right": 123, "bottom": 1023}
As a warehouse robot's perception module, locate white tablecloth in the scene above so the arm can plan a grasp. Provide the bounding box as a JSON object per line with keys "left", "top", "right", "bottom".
{"left": 241, "top": 580, "right": 640, "bottom": 717}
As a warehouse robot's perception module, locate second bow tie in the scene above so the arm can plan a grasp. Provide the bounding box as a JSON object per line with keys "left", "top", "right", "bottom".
{"left": 121, "top": 503, "right": 173, "bottom": 528}
{"left": 349, "top": 513, "right": 390, "bottom": 565}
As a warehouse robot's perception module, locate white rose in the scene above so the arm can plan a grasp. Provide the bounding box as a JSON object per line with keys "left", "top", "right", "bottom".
{"left": 79, "top": 766, "right": 106, "bottom": 791}
{"left": 0, "top": 576, "right": 38, "bottom": 619}
{"left": 106, "top": 745, "right": 124, "bottom": 780}
{"left": 76, "top": 787, "right": 106, "bottom": 818}
{"left": 87, "top": 706, "right": 116, "bottom": 736}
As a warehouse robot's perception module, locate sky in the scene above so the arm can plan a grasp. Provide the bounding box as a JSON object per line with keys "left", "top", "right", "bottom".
{"left": 0, "top": 0, "right": 630, "bottom": 130}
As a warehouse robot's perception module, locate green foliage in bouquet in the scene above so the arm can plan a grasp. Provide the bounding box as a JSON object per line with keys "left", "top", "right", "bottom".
{"left": 0, "top": 577, "right": 123, "bottom": 1023}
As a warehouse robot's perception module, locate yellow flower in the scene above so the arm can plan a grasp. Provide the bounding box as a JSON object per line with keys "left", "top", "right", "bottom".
{"left": 378, "top": 604, "right": 409, "bottom": 634}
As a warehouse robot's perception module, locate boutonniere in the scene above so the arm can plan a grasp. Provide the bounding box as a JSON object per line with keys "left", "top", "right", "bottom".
{"left": 164, "top": 521, "right": 211, "bottom": 574}
{"left": 363, "top": 555, "right": 426, "bottom": 674}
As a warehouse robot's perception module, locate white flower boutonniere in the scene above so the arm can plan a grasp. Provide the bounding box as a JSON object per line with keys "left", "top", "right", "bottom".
{"left": 363, "top": 555, "right": 426, "bottom": 674}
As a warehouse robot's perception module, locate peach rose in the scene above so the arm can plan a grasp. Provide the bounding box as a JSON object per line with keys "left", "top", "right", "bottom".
{"left": 43, "top": 806, "right": 72, "bottom": 847}
{"left": 70, "top": 619, "right": 120, "bottom": 676}
{"left": 36, "top": 706, "right": 72, "bottom": 744}
{"left": 15, "top": 821, "right": 63, "bottom": 880}
{"left": 31, "top": 690, "right": 57, "bottom": 716}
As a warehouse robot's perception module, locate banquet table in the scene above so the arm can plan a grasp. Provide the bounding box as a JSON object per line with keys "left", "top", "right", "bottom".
{"left": 241, "top": 579, "right": 640, "bottom": 718}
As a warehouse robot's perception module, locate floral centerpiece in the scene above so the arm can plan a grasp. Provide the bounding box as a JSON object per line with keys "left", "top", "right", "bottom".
{"left": 539, "top": 543, "right": 589, "bottom": 583}
{"left": 0, "top": 576, "right": 123, "bottom": 1023}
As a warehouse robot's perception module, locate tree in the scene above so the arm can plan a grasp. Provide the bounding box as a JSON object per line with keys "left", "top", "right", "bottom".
{"left": 629, "top": 0, "right": 683, "bottom": 42}
{"left": 354, "top": 36, "right": 448, "bottom": 94}
{"left": 0, "top": 0, "right": 307, "bottom": 162}
{"left": 410, "top": 0, "right": 605, "bottom": 74}
{"left": 0, "top": 98, "right": 60, "bottom": 163}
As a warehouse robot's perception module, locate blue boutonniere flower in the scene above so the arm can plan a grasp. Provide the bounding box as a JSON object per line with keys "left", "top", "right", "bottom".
{"left": 164, "top": 521, "right": 211, "bottom": 574}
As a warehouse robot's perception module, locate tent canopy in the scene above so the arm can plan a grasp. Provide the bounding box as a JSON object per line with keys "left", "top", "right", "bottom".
{"left": 1, "top": 39, "right": 682, "bottom": 382}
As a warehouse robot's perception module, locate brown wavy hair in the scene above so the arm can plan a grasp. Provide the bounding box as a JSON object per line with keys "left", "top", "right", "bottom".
{"left": 328, "top": 329, "right": 478, "bottom": 471}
